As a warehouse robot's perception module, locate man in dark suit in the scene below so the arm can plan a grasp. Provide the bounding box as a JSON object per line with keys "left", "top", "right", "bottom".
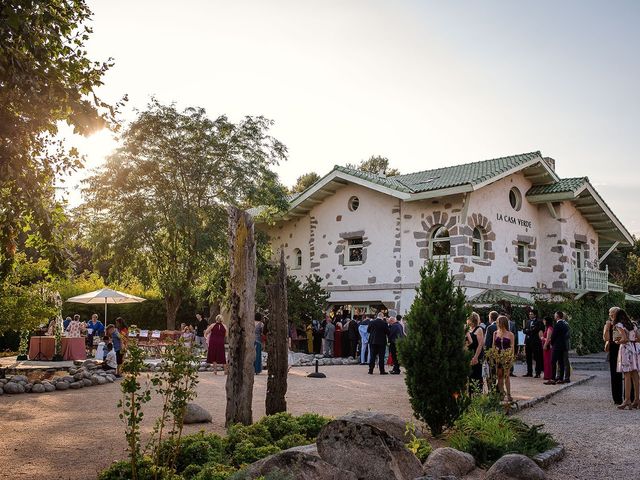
{"left": 523, "top": 310, "right": 544, "bottom": 378}
{"left": 367, "top": 313, "right": 390, "bottom": 375}
{"left": 546, "top": 311, "right": 570, "bottom": 384}
{"left": 347, "top": 315, "right": 360, "bottom": 358}
{"left": 484, "top": 311, "right": 499, "bottom": 349}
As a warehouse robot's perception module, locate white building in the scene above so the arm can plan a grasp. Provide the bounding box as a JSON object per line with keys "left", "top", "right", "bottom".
{"left": 259, "top": 151, "right": 633, "bottom": 314}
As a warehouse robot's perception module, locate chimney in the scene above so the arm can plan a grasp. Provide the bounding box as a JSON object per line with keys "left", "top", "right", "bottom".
{"left": 543, "top": 157, "right": 556, "bottom": 171}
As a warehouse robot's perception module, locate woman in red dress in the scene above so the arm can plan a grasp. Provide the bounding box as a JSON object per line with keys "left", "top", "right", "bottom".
{"left": 205, "top": 315, "right": 227, "bottom": 374}
{"left": 542, "top": 317, "right": 554, "bottom": 381}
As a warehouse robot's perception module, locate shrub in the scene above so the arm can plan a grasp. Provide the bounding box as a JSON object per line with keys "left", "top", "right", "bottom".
{"left": 398, "top": 260, "right": 470, "bottom": 436}
{"left": 293, "top": 412, "right": 330, "bottom": 439}
{"left": 97, "top": 459, "right": 181, "bottom": 480}
{"left": 230, "top": 441, "right": 281, "bottom": 467}
{"left": 258, "top": 412, "right": 301, "bottom": 440}
{"left": 193, "top": 463, "right": 239, "bottom": 480}
{"left": 174, "top": 438, "right": 225, "bottom": 472}
{"left": 275, "top": 433, "right": 309, "bottom": 450}
{"left": 226, "top": 423, "right": 273, "bottom": 452}
{"left": 448, "top": 396, "right": 556, "bottom": 466}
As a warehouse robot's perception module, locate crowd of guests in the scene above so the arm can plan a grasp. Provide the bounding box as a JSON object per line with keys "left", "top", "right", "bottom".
{"left": 464, "top": 309, "right": 573, "bottom": 402}
{"left": 305, "top": 310, "right": 407, "bottom": 375}
{"left": 604, "top": 307, "right": 640, "bottom": 409}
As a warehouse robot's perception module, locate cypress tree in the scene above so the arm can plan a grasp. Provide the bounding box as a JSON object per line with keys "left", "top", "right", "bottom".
{"left": 398, "top": 259, "right": 470, "bottom": 436}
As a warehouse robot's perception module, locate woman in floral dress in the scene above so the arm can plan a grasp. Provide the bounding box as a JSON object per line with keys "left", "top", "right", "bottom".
{"left": 614, "top": 309, "right": 640, "bottom": 409}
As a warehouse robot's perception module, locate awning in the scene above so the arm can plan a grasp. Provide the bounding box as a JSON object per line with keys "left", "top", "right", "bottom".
{"left": 468, "top": 289, "right": 534, "bottom": 307}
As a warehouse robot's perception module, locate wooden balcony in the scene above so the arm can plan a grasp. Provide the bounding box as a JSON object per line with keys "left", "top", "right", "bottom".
{"left": 571, "top": 266, "right": 609, "bottom": 293}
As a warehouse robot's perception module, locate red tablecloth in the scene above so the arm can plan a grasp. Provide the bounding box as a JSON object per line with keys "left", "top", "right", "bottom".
{"left": 28, "top": 336, "right": 87, "bottom": 361}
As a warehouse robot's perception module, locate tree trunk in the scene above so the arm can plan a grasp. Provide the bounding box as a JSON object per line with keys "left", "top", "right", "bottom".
{"left": 265, "top": 249, "right": 288, "bottom": 415}
{"left": 165, "top": 293, "right": 182, "bottom": 330}
{"left": 225, "top": 206, "right": 257, "bottom": 427}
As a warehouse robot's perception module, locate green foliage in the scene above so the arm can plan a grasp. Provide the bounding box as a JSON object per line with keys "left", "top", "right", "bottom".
{"left": 286, "top": 275, "right": 330, "bottom": 326}
{"left": 534, "top": 291, "right": 625, "bottom": 355}
{"left": 275, "top": 434, "right": 309, "bottom": 450}
{"left": 345, "top": 155, "right": 400, "bottom": 176}
{"left": 398, "top": 260, "right": 470, "bottom": 436}
{"left": 0, "top": 254, "right": 59, "bottom": 334}
{"left": 192, "top": 464, "right": 238, "bottom": 480}
{"left": 404, "top": 423, "right": 432, "bottom": 463}
{"left": 258, "top": 412, "right": 301, "bottom": 440}
{"left": 449, "top": 395, "right": 556, "bottom": 467}
{"left": 292, "top": 413, "right": 331, "bottom": 439}
{"left": 97, "top": 459, "right": 181, "bottom": 480}
{"left": 82, "top": 100, "right": 288, "bottom": 328}
{"left": 230, "top": 442, "right": 281, "bottom": 467}
{"left": 289, "top": 172, "right": 320, "bottom": 193}
{"left": 0, "top": 0, "right": 121, "bottom": 279}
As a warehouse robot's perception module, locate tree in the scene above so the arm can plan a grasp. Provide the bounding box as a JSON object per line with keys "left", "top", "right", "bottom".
{"left": 621, "top": 254, "right": 640, "bottom": 295}
{"left": 290, "top": 172, "right": 320, "bottom": 193}
{"left": 398, "top": 260, "right": 470, "bottom": 436}
{"left": 345, "top": 155, "right": 400, "bottom": 177}
{"left": 287, "top": 274, "right": 330, "bottom": 326}
{"left": 0, "top": 0, "right": 121, "bottom": 280}
{"left": 83, "top": 100, "right": 288, "bottom": 328}
{"left": 0, "top": 253, "right": 59, "bottom": 335}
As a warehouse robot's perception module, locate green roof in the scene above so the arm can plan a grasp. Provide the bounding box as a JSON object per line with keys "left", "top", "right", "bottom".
{"left": 468, "top": 289, "right": 534, "bottom": 306}
{"left": 392, "top": 151, "right": 543, "bottom": 193}
{"left": 526, "top": 177, "right": 588, "bottom": 196}
{"left": 333, "top": 165, "right": 414, "bottom": 193}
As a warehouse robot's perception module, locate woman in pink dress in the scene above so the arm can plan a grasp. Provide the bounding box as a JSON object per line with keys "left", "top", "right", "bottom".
{"left": 541, "top": 317, "right": 554, "bottom": 381}
{"left": 205, "top": 315, "right": 227, "bottom": 375}
{"left": 614, "top": 309, "right": 640, "bottom": 409}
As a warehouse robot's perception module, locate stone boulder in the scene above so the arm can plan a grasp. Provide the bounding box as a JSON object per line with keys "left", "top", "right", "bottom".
{"left": 485, "top": 454, "right": 546, "bottom": 480}
{"left": 287, "top": 444, "right": 319, "bottom": 457}
{"left": 423, "top": 448, "right": 476, "bottom": 478}
{"left": 317, "top": 415, "right": 423, "bottom": 480}
{"left": 69, "top": 381, "right": 84, "bottom": 389}
{"left": 241, "top": 450, "right": 358, "bottom": 480}
{"left": 11, "top": 375, "right": 28, "bottom": 383}
{"left": 43, "top": 382, "right": 56, "bottom": 392}
{"left": 4, "top": 382, "right": 25, "bottom": 394}
{"left": 55, "top": 381, "right": 70, "bottom": 391}
{"left": 82, "top": 378, "right": 93, "bottom": 387}
{"left": 183, "top": 403, "right": 212, "bottom": 424}
{"left": 31, "top": 383, "right": 46, "bottom": 394}
{"left": 337, "top": 411, "right": 424, "bottom": 444}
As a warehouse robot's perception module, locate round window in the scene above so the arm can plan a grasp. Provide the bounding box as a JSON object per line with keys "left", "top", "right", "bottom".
{"left": 348, "top": 196, "right": 360, "bottom": 211}
{"left": 509, "top": 187, "right": 522, "bottom": 211}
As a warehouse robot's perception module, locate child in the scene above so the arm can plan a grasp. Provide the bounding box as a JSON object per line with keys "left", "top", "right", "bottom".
{"left": 103, "top": 343, "right": 117, "bottom": 371}
{"left": 95, "top": 336, "right": 108, "bottom": 361}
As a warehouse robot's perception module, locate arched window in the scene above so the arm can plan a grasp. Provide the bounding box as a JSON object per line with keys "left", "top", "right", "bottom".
{"left": 472, "top": 227, "right": 483, "bottom": 258}
{"left": 292, "top": 248, "right": 302, "bottom": 270}
{"left": 429, "top": 226, "right": 450, "bottom": 258}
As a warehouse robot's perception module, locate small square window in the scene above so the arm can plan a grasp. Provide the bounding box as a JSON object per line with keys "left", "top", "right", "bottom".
{"left": 345, "top": 237, "right": 364, "bottom": 265}
{"left": 517, "top": 243, "right": 528, "bottom": 265}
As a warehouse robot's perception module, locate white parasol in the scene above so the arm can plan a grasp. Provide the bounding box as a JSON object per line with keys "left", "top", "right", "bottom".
{"left": 65, "top": 288, "right": 146, "bottom": 324}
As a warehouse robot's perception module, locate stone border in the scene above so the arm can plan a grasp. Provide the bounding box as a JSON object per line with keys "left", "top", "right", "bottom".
{"left": 533, "top": 444, "right": 565, "bottom": 469}
{"left": 511, "top": 374, "right": 595, "bottom": 413}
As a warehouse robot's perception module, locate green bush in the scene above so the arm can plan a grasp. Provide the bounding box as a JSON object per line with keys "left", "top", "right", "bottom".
{"left": 398, "top": 260, "right": 470, "bottom": 436}
{"left": 293, "top": 413, "right": 331, "bottom": 439}
{"left": 448, "top": 396, "right": 556, "bottom": 466}
{"left": 406, "top": 437, "right": 432, "bottom": 463}
{"left": 97, "top": 459, "right": 181, "bottom": 480}
{"left": 258, "top": 412, "right": 301, "bottom": 440}
{"left": 226, "top": 423, "right": 273, "bottom": 452}
{"left": 174, "top": 437, "right": 225, "bottom": 472}
{"left": 192, "top": 463, "right": 238, "bottom": 480}
{"left": 230, "top": 441, "right": 281, "bottom": 467}
{"left": 275, "top": 433, "right": 309, "bottom": 450}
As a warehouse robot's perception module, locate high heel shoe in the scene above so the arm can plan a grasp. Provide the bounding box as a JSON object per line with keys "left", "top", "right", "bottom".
{"left": 632, "top": 401, "right": 640, "bottom": 410}
{"left": 618, "top": 402, "right": 632, "bottom": 410}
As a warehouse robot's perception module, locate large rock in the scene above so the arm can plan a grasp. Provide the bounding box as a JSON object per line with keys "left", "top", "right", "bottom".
{"left": 317, "top": 415, "right": 423, "bottom": 480}
{"left": 337, "top": 411, "right": 424, "bottom": 444}
{"left": 241, "top": 450, "right": 358, "bottom": 480}
{"left": 82, "top": 378, "right": 93, "bottom": 387}
{"left": 69, "top": 381, "right": 84, "bottom": 389}
{"left": 11, "top": 375, "right": 28, "bottom": 383}
{"left": 3, "top": 382, "right": 25, "bottom": 394}
{"left": 31, "top": 383, "right": 46, "bottom": 393}
{"left": 423, "top": 448, "right": 476, "bottom": 478}
{"left": 287, "top": 444, "right": 319, "bottom": 457}
{"left": 183, "top": 403, "right": 212, "bottom": 424}
{"left": 485, "top": 454, "right": 546, "bottom": 480}
{"left": 60, "top": 375, "right": 75, "bottom": 383}
{"left": 43, "top": 383, "right": 56, "bottom": 393}
{"left": 55, "top": 381, "right": 70, "bottom": 391}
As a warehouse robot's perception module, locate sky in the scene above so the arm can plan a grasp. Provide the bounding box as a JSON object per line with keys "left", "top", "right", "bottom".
{"left": 64, "top": 0, "right": 640, "bottom": 234}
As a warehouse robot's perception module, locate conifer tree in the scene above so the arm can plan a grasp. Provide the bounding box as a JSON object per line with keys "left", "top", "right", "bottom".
{"left": 398, "top": 260, "right": 470, "bottom": 436}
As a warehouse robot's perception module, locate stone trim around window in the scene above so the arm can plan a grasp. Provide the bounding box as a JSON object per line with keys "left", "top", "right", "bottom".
{"left": 335, "top": 231, "right": 371, "bottom": 266}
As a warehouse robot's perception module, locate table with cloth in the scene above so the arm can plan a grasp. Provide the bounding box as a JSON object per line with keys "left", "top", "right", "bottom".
{"left": 28, "top": 336, "right": 87, "bottom": 361}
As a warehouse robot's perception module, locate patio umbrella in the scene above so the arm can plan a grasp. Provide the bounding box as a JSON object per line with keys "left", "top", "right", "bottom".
{"left": 65, "top": 288, "right": 146, "bottom": 324}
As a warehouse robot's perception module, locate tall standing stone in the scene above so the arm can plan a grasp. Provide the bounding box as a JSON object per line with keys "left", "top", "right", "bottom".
{"left": 265, "top": 249, "right": 288, "bottom": 415}
{"left": 225, "top": 206, "right": 257, "bottom": 427}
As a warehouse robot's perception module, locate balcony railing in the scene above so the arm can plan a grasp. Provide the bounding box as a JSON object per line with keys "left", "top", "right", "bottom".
{"left": 571, "top": 266, "right": 609, "bottom": 293}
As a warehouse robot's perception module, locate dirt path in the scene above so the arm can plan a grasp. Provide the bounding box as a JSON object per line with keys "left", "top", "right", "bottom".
{"left": 0, "top": 364, "right": 585, "bottom": 480}
{"left": 517, "top": 371, "right": 639, "bottom": 480}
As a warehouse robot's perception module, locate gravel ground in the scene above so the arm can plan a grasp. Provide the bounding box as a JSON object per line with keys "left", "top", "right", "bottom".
{"left": 517, "top": 371, "right": 640, "bottom": 480}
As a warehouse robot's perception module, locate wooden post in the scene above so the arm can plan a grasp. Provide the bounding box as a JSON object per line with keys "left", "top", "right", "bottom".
{"left": 265, "top": 249, "right": 289, "bottom": 415}
{"left": 225, "top": 207, "right": 257, "bottom": 427}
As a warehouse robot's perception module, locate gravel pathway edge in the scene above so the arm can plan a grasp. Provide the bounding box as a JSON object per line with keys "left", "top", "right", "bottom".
{"left": 512, "top": 375, "right": 596, "bottom": 413}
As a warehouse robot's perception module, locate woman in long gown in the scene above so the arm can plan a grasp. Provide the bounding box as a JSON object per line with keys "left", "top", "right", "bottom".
{"left": 603, "top": 307, "right": 623, "bottom": 405}
{"left": 333, "top": 323, "right": 343, "bottom": 357}
{"left": 493, "top": 315, "right": 515, "bottom": 403}
{"left": 614, "top": 309, "right": 640, "bottom": 409}
{"left": 542, "top": 317, "right": 554, "bottom": 381}
{"left": 205, "top": 315, "right": 227, "bottom": 375}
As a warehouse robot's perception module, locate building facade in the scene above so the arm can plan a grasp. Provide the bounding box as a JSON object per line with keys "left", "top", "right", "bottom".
{"left": 259, "top": 152, "right": 632, "bottom": 315}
